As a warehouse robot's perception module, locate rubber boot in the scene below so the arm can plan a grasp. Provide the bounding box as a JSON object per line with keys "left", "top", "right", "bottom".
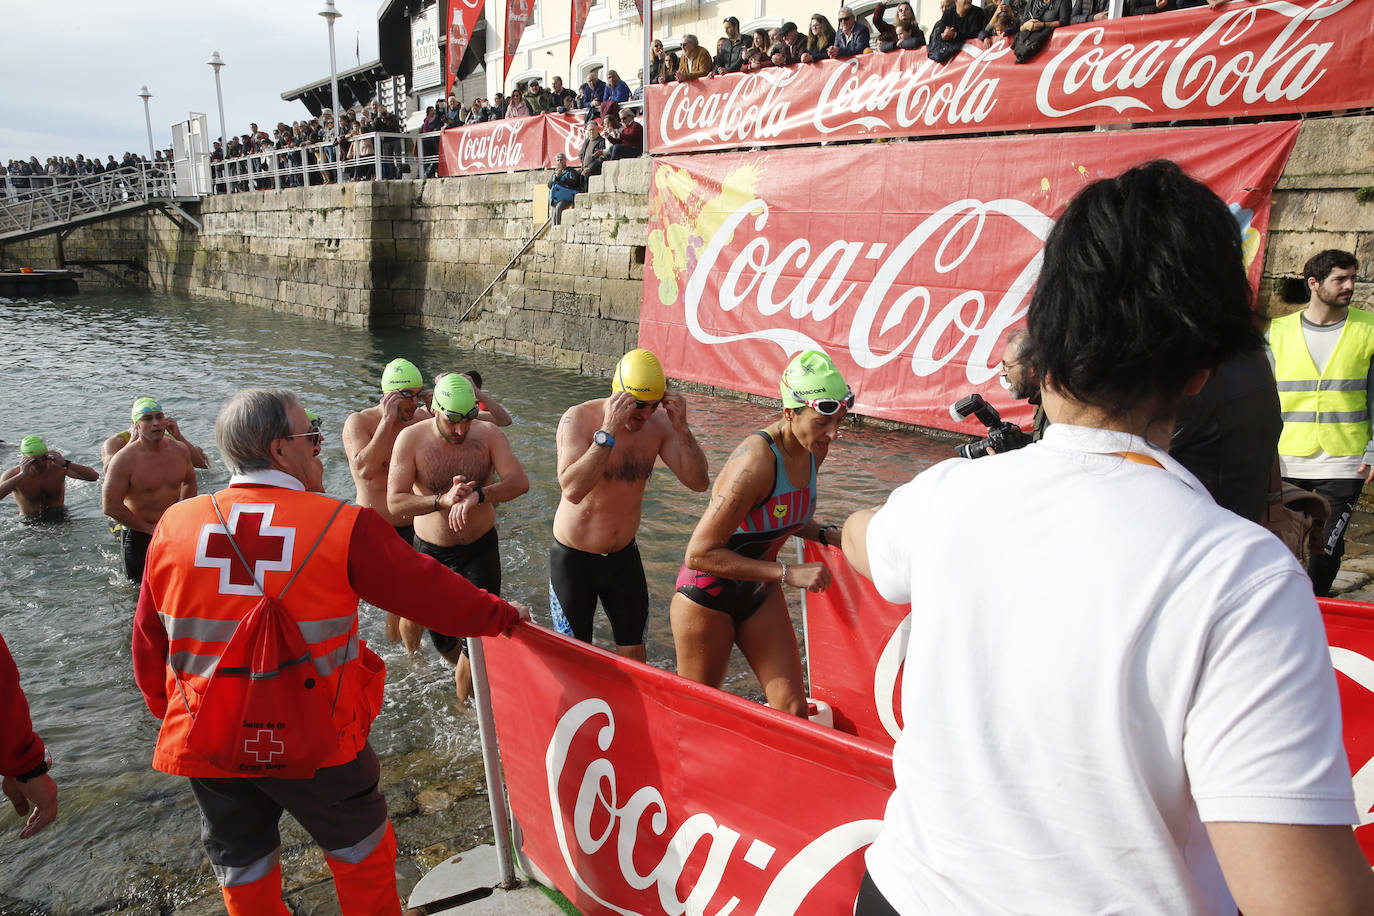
{"left": 219, "top": 862, "right": 291, "bottom": 915}
{"left": 325, "top": 820, "right": 402, "bottom": 915}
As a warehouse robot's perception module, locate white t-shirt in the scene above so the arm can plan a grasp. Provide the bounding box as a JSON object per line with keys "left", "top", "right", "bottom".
{"left": 863, "top": 424, "right": 1355, "bottom": 915}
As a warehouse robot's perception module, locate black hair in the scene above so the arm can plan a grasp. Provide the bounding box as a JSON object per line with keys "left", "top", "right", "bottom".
{"left": 463, "top": 369, "right": 484, "bottom": 390}
{"left": 1302, "top": 248, "right": 1358, "bottom": 286}
{"left": 1027, "top": 160, "right": 1260, "bottom": 412}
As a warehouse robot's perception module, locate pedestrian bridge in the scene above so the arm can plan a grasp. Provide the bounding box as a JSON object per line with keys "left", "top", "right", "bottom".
{"left": 0, "top": 166, "right": 201, "bottom": 245}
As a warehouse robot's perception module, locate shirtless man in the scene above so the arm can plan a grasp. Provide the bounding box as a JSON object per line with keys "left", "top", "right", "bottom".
{"left": 552, "top": 348, "right": 710, "bottom": 661}
{"left": 343, "top": 358, "right": 432, "bottom": 641}
{"left": 102, "top": 399, "right": 198, "bottom": 583}
{"left": 0, "top": 436, "right": 99, "bottom": 517}
{"left": 100, "top": 401, "right": 209, "bottom": 471}
{"left": 388, "top": 373, "right": 529, "bottom": 701}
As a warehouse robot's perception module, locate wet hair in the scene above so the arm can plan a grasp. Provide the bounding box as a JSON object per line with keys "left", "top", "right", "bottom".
{"left": 463, "top": 369, "right": 484, "bottom": 389}
{"left": 216, "top": 388, "right": 299, "bottom": 474}
{"left": 1027, "top": 160, "right": 1260, "bottom": 412}
{"left": 1303, "top": 249, "right": 1358, "bottom": 286}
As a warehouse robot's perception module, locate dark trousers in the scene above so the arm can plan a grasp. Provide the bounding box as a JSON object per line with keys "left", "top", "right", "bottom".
{"left": 1283, "top": 475, "right": 1365, "bottom": 597}
{"left": 854, "top": 870, "right": 901, "bottom": 915}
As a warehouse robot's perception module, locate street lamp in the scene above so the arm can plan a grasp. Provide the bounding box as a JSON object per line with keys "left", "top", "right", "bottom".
{"left": 137, "top": 85, "right": 155, "bottom": 164}
{"left": 207, "top": 51, "right": 228, "bottom": 148}
{"left": 320, "top": 0, "right": 343, "bottom": 182}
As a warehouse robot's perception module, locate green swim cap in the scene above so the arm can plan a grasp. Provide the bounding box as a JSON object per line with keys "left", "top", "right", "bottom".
{"left": 131, "top": 397, "right": 162, "bottom": 423}
{"left": 304, "top": 407, "right": 321, "bottom": 430}
{"left": 381, "top": 358, "right": 423, "bottom": 393}
{"left": 781, "top": 350, "right": 851, "bottom": 409}
{"left": 20, "top": 435, "right": 48, "bottom": 458}
{"left": 433, "top": 374, "right": 478, "bottom": 420}
{"left": 611, "top": 349, "right": 666, "bottom": 402}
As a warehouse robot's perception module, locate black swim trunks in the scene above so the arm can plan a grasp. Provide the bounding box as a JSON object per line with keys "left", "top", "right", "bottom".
{"left": 414, "top": 527, "right": 501, "bottom": 656}
{"left": 393, "top": 523, "right": 415, "bottom": 547}
{"left": 121, "top": 528, "right": 153, "bottom": 585}
{"left": 548, "top": 538, "right": 649, "bottom": 647}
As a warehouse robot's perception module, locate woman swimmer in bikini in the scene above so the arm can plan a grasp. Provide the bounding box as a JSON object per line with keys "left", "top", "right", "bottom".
{"left": 671, "top": 350, "right": 852, "bottom": 716}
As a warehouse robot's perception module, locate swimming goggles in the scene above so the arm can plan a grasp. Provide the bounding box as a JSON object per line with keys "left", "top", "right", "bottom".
{"left": 634, "top": 398, "right": 663, "bottom": 410}
{"left": 790, "top": 389, "right": 855, "bottom": 416}
{"left": 393, "top": 388, "right": 422, "bottom": 400}
{"left": 439, "top": 404, "right": 481, "bottom": 423}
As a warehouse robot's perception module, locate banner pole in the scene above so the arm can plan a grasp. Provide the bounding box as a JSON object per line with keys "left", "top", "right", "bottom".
{"left": 468, "top": 636, "right": 518, "bottom": 888}
{"left": 642, "top": 0, "right": 652, "bottom": 128}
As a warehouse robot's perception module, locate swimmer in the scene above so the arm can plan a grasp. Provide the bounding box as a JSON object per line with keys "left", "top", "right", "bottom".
{"left": 388, "top": 373, "right": 529, "bottom": 701}
{"left": 551, "top": 348, "right": 710, "bottom": 662}
{"left": 0, "top": 435, "right": 99, "bottom": 517}
{"left": 101, "top": 402, "right": 209, "bottom": 471}
{"left": 302, "top": 408, "right": 326, "bottom": 491}
{"left": 342, "top": 358, "right": 433, "bottom": 641}
{"left": 102, "top": 398, "right": 198, "bottom": 584}
{"left": 670, "top": 350, "right": 851, "bottom": 716}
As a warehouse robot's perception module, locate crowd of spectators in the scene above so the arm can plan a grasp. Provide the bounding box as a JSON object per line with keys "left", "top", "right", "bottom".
{"left": 1, "top": 151, "right": 171, "bottom": 199}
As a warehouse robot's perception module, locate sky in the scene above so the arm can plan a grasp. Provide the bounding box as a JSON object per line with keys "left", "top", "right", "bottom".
{"left": 0, "top": 1, "right": 383, "bottom": 164}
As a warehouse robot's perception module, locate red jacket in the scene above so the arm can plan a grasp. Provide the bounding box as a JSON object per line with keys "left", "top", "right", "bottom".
{"left": 1, "top": 631, "right": 45, "bottom": 778}
{"left": 133, "top": 482, "right": 519, "bottom": 777}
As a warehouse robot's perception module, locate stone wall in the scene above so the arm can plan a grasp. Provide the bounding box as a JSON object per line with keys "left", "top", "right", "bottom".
{"left": 3, "top": 117, "right": 1372, "bottom": 367}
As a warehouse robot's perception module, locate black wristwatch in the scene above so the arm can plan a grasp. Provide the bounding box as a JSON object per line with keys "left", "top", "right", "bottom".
{"left": 475, "top": 483, "right": 486, "bottom": 504}
{"left": 17, "top": 749, "right": 52, "bottom": 782}
{"left": 62, "top": 459, "right": 71, "bottom": 469}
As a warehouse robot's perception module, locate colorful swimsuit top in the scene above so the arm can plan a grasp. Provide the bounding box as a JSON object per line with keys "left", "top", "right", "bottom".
{"left": 726, "top": 430, "right": 817, "bottom": 562}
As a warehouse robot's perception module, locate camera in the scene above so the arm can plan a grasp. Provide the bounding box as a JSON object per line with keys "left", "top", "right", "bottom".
{"left": 951, "top": 393, "right": 1030, "bottom": 460}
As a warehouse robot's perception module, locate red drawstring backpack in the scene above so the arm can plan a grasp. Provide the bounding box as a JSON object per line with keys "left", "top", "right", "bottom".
{"left": 174, "top": 495, "right": 348, "bottom": 778}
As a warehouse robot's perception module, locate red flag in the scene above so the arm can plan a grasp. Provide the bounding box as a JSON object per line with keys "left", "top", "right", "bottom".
{"left": 446, "top": 0, "right": 483, "bottom": 98}
{"left": 503, "top": 0, "right": 535, "bottom": 83}
{"left": 569, "top": 0, "right": 591, "bottom": 62}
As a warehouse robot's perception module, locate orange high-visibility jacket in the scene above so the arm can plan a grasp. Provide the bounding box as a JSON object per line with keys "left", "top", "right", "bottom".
{"left": 141, "top": 488, "right": 385, "bottom": 778}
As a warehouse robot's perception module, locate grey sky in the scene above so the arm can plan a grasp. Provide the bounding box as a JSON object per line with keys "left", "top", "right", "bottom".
{"left": 0, "top": 1, "right": 381, "bottom": 163}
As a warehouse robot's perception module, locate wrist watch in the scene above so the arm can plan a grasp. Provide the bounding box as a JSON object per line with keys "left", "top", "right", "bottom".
{"left": 475, "top": 483, "right": 486, "bottom": 504}
{"left": 62, "top": 459, "right": 71, "bottom": 469}
{"left": 593, "top": 430, "right": 616, "bottom": 448}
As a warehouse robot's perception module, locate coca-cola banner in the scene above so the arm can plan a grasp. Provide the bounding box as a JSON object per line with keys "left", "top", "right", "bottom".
{"left": 802, "top": 541, "right": 907, "bottom": 746}
{"left": 647, "top": 0, "right": 1370, "bottom": 155}
{"left": 503, "top": 0, "right": 535, "bottom": 83}
{"left": 639, "top": 120, "right": 1298, "bottom": 432}
{"left": 1319, "top": 598, "right": 1374, "bottom": 865}
{"left": 437, "top": 114, "right": 588, "bottom": 176}
{"left": 445, "top": 0, "right": 484, "bottom": 99}
{"left": 483, "top": 624, "right": 896, "bottom": 915}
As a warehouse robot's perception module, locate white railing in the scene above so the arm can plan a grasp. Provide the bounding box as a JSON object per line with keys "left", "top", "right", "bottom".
{"left": 0, "top": 164, "right": 175, "bottom": 237}
{"left": 207, "top": 131, "right": 444, "bottom": 193}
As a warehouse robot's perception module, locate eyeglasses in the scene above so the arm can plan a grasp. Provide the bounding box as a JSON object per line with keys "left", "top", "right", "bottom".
{"left": 439, "top": 405, "right": 480, "bottom": 423}
{"left": 285, "top": 430, "right": 323, "bottom": 447}
{"left": 791, "top": 390, "right": 855, "bottom": 415}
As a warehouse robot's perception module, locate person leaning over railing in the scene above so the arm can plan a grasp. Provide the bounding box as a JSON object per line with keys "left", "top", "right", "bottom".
{"left": 873, "top": 1, "right": 927, "bottom": 50}
{"left": 801, "top": 14, "right": 836, "bottom": 63}
{"left": 676, "top": 34, "right": 714, "bottom": 81}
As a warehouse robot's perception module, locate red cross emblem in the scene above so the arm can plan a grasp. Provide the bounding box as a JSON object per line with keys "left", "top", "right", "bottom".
{"left": 195, "top": 503, "right": 296, "bottom": 596}
{"left": 243, "top": 728, "right": 285, "bottom": 764}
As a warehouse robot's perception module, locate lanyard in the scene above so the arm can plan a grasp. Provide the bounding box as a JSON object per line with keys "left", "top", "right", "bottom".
{"left": 1113, "top": 451, "right": 1164, "bottom": 469}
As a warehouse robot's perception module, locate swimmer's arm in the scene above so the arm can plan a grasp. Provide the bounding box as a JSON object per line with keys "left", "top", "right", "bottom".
{"left": 385, "top": 429, "right": 440, "bottom": 520}
{"left": 345, "top": 408, "right": 401, "bottom": 480}
{"left": 164, "top": 418, "right": 209, "bottom": 469}
{"left": 658, "top": 392, "right": 710, "bottom": 492}
{"left": 99, "top": 434, "right": 127, "bottom": 471}
{"left": 841, "top": 508, "right": 877, "bottom": 581}
{"left": 178, "top": 457, "right": 197, "bottom": 501}
{"left": 0, "top": 467, "right": 21, "bottom": 502}
{"left": 473, "top": 386, "right": 513, "bottom": 427}
{"left": 683, "top": 441, "right": 782, "bottom": 582}
{"left": 556, "top": 409, "right": 614, "bottom": 504}
{"left": 59, "top": 457, "right": 99, "bottom": 482}
{"left": 131, "top": 584, "right": 170, "bottom": 718}
{"left": 481, "top": 430, "right": 529, "bottom": 503}
{"left": 101, "top": 456, "right": 153, "bottom": 535}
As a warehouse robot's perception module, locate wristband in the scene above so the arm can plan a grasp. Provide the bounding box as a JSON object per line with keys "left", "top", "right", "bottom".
{"left": 433, "top": 494, "right": 440, "bottom": 513}
{"left": 17, "top": 749, "right": 52, "bottom": 782}
{"left": 475, "top": 483, "right": 486, "bottom": 504}
{"left": 779, "top": 561, "right": 789, "bottom": 585}
{"left": 62, "top": 459, "right": 71, "bottom": 469}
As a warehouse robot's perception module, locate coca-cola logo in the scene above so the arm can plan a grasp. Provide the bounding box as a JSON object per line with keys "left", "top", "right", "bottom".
{"left": 676, "top": 193, "right": 1050, "bottom": 385}
{"left": 1330, "top": 647, "right": 1374, "bottom": 834}
{"left": 545, "top": 699, "right": 880, "bottom": 914}
{"left": 453, "top": 122, "right": 528, "bottom": 171}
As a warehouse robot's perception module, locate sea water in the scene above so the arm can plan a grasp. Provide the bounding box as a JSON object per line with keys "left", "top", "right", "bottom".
{"left": 0, "top": 289, "right": 947, "bottom": 913}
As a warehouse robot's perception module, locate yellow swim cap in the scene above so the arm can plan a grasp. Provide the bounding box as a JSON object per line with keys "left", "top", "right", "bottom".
{"left": 131, "top": 397, "right": 162, "bottom": 423}
{"left": 611, "top": 349, "right": 666, "bottom": 402}
{"left": 381, "top": 358, "right": 423, "bottom": 393}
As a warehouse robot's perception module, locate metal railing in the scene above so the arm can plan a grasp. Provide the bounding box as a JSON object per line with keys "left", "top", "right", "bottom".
{"left": 207, "top": 131, "right": 444, "bottom": 193}
{"left": 0, "top": 165, "right": 175, "bottom": 238}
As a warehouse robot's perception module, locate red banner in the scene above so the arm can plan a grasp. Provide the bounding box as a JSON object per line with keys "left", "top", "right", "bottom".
{"left": 646, "top": 0, "right": 1372, "bottom": 155}
{"left": 446, "top": 0, "right": 484, "bottom": 99}
{"left": 639, "top": 121, "right": 1297, "bottom": 432}
{"left": 504, "top": 0, "right": 535, "bottom": 83}
{"left": 1319, "top": 598, "right": 1374, "bottom": 864}
{"left": 484, "top": 625, "right": 895, "bottom": 915}
{"left": 569, "top": 0, "right": 592, "bottom": 63}
{"left": 437, "top": 114, "right": 588, "bottom": 176}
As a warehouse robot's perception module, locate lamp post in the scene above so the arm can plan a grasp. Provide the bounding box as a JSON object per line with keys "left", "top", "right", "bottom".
{"left": 207, "top": 52, "right": 228, "bottom": 147}
{"left": 137, "top": 85, "right": 155, "bottom": 164}
{"left": 320, "top": 0, "right": 343, "bottom": 182}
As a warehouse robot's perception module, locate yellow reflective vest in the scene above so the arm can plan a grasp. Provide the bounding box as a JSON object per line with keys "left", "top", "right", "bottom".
{"left": 1270, "top": 308, "right": 1374, "bottom": 458}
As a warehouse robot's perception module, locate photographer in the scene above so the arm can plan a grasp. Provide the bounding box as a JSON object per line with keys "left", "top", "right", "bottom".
{"left": 1001, "top": 328, "right": 1048, "bottom": 441}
